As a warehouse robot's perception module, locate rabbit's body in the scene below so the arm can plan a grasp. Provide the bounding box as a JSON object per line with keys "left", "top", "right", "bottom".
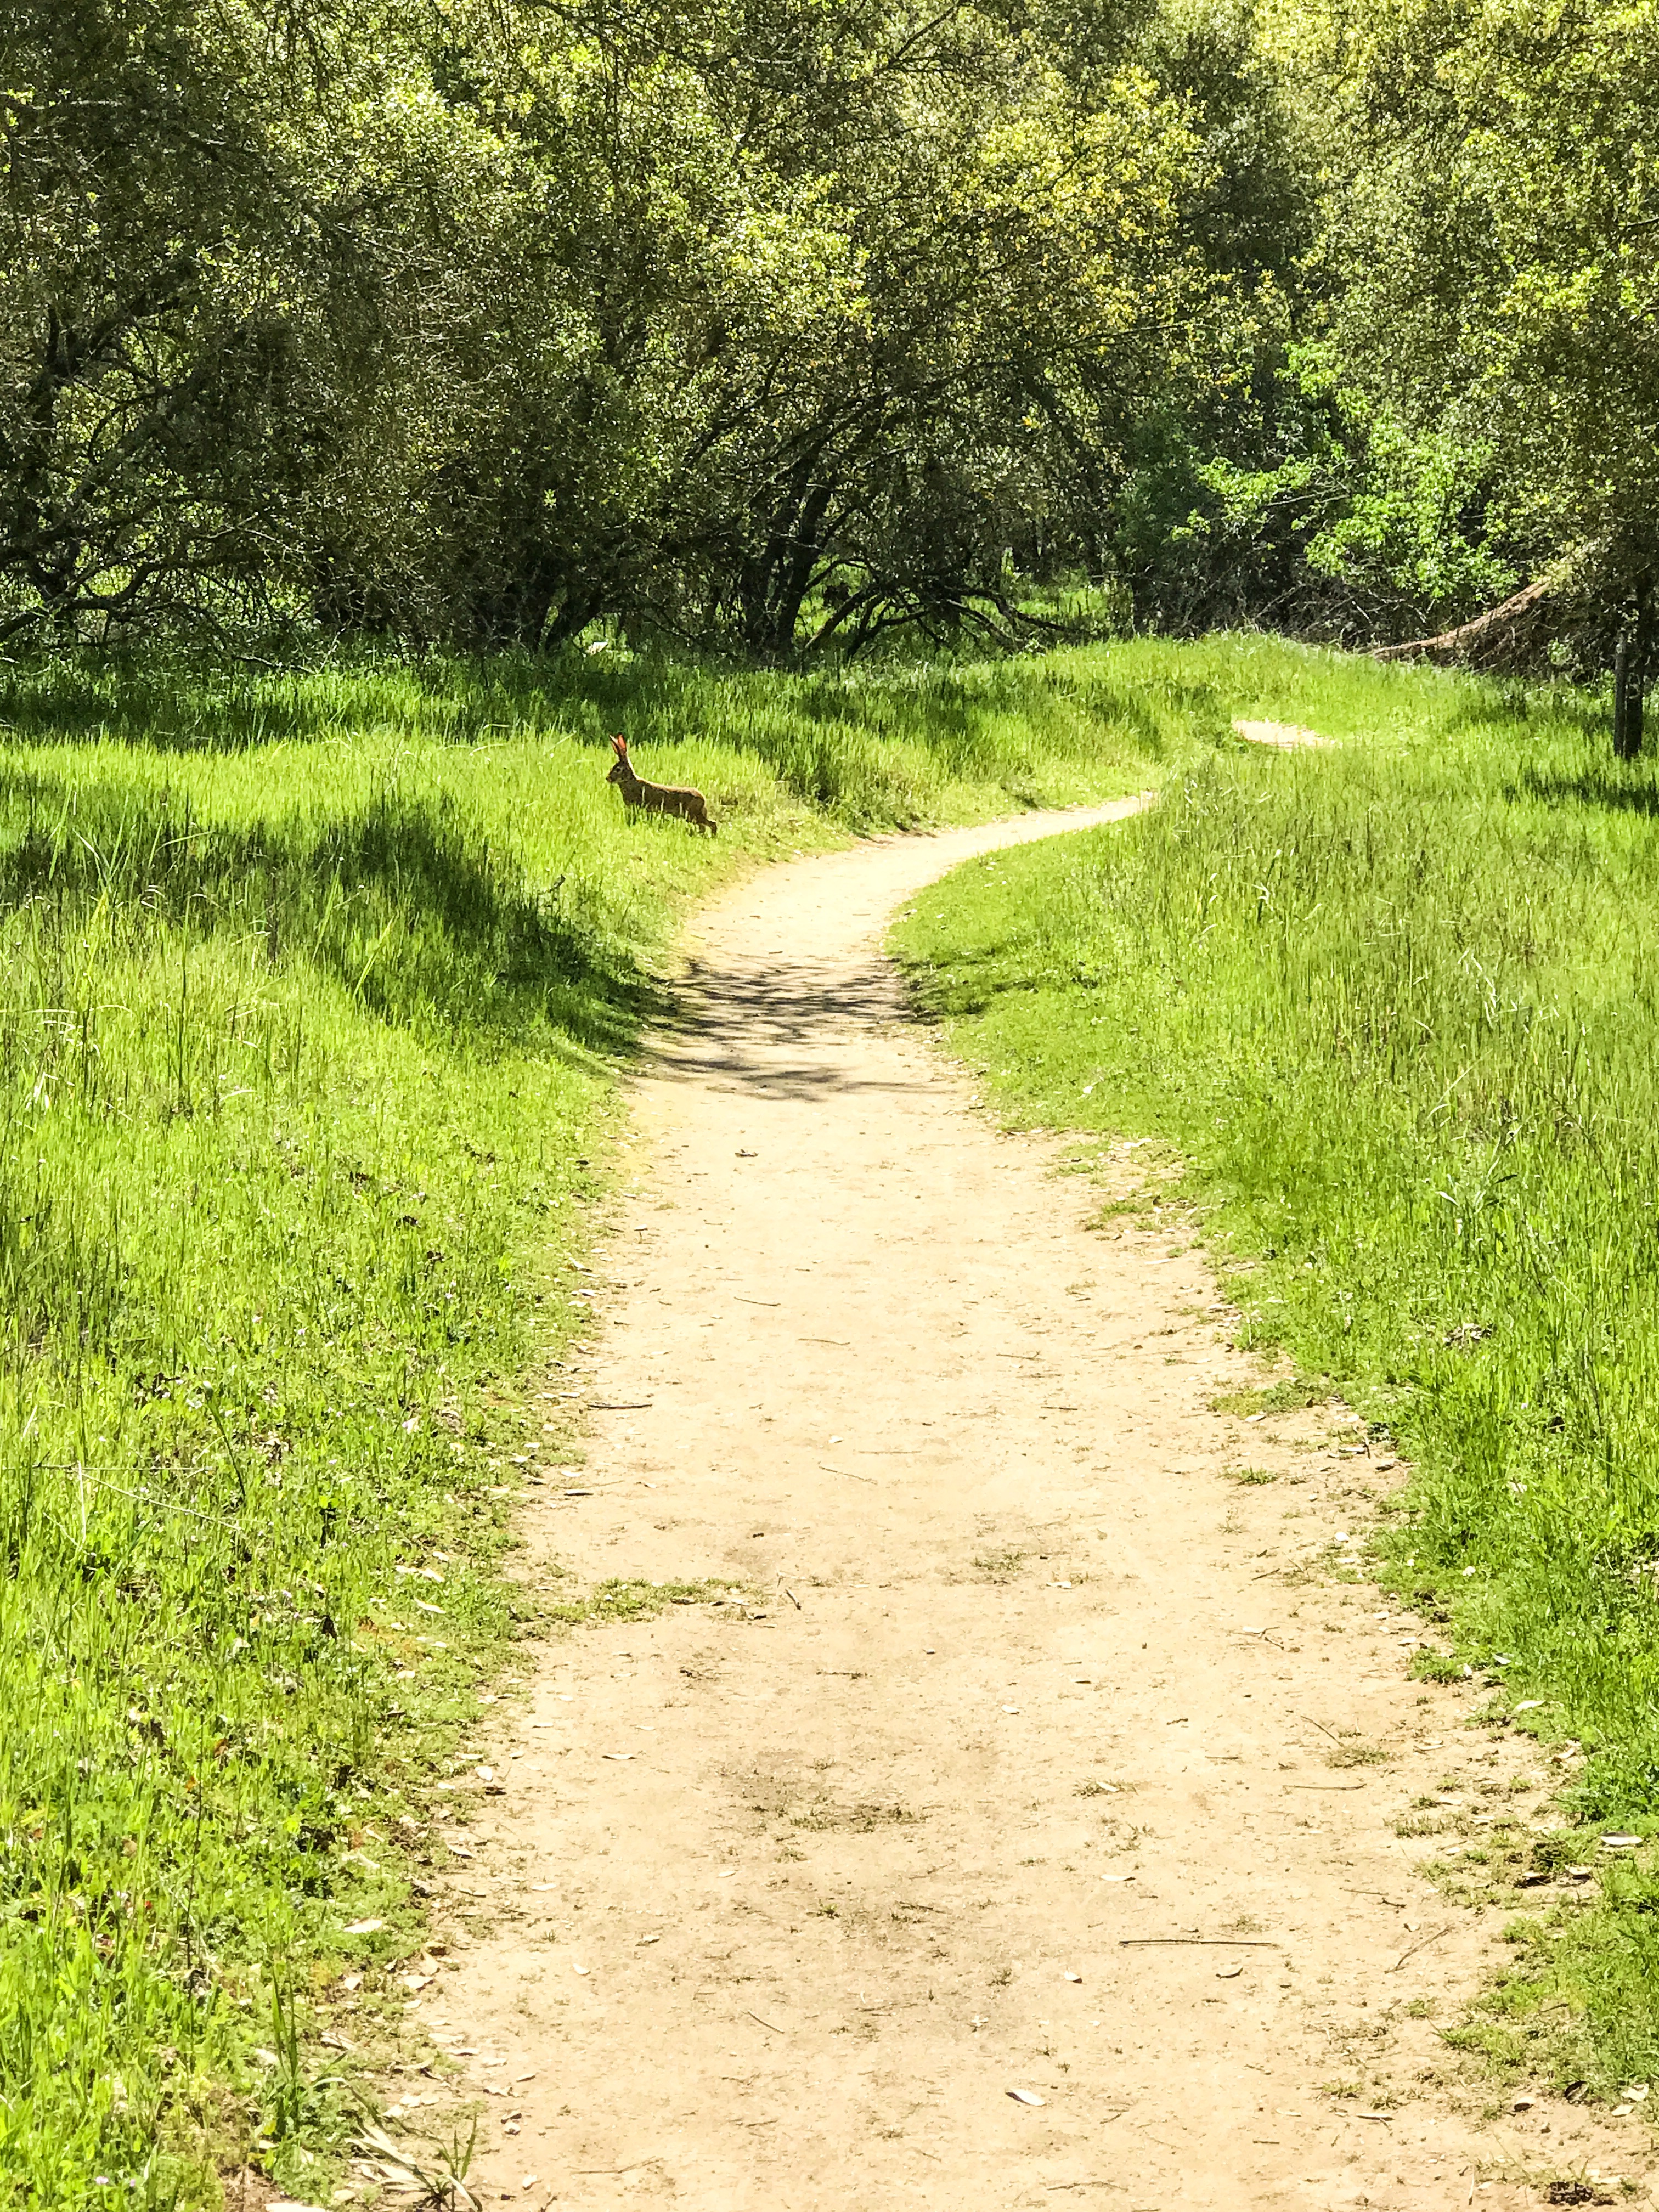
{"left": 607, "top": 736, "right": 717, "bottom": 834}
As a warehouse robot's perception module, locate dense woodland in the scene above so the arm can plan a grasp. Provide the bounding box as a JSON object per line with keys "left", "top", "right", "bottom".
{"left": 3, "top": 0, "right": 1656, "bottom": 671}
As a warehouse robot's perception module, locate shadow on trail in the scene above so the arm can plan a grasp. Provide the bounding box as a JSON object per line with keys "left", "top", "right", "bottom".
{"left": 641, "top": 945, "right": 921, "bottom": 1103}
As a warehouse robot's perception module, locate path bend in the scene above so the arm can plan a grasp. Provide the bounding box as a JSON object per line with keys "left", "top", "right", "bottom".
{"left": 414, "top": 800, "right": 1644, "bottom": 2212}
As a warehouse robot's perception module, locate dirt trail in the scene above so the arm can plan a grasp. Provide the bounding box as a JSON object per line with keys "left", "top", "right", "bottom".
{"left": 1231, "top": 720, "right": 1335, "bottom": 751}
{"left": 417, "top": 802, "right": 1650, "bottom": 2211}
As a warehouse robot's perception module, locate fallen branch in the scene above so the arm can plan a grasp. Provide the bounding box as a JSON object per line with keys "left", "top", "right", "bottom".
{"left": 1372, "top": 574, "right": 1556, "bottom": 667}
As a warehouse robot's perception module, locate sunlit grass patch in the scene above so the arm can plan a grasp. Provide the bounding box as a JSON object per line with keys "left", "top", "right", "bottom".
{"left": 1210, "top": 1379, "right": 1329, "bottom": 1418}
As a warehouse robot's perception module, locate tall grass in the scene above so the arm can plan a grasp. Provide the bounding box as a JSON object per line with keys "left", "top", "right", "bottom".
{"left": 893, "top": 632, "right": 1659, "bottom": 2092}
{"left": 0, "top": 640, "right": 1177, "bottom": 2205}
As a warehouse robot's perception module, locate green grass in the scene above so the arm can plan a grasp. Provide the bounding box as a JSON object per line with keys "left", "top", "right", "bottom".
{"left": 891, "top": 629, "right": 1659, "bottom": 2092}
{"left": 0, "top": 637, "right": 1178, "bottom": 2206}
{"left": 1209, "top": 1380, "right": 1325, "bottom": 1418}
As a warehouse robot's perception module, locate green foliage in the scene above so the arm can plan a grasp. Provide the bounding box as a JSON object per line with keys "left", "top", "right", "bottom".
{"left": 895, "top": 632, "right": 1659, "bottom": 2070}
{"left": 1281, "top": 0, "right": 1659, "bottom": 645}
{"left": 0, "top": 0, "right": 1227, "bottom": 656}
{"left": 3, "top": 0, "right": 1650, "bottom": 668}
{"left": 0, "top": 0, "right": 443, "bottom": 637}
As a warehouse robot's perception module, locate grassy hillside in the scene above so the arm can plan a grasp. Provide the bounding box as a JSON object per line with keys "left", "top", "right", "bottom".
{"left": 0, "top": 640, "right": 1183, "bottom": 2207}
{"left": 893, "top": 632, "right": 1659, "bottom": 2095}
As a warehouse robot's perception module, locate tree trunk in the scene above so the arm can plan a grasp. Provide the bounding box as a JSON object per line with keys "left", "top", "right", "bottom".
{"left": 543, "top": 584, "right": 603, "bottom": 650}
{"left": 1614, "top": 577, "right": 1652, "bottom": 761}
{"left": 759, "top": 478, "right": 836, "bottom": 657}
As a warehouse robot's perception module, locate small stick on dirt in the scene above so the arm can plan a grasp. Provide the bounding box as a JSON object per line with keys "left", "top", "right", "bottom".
{"left": 1299, "top": 1713, "right": 1342, "bottom": 1742}
{"left": 778, "top": 1582, "right": 802, "bottom": 1610}
{"left": 799, "top": 1336, "right": 850, "bottom": 1345}
{"left": 590, "top": 1402, "right": 653, "bottom": 1410}
{"left": 1285, "top": 1782, "right": 1368, "bottom": 1791}
{"left": 1118, "top": 1938, "right": 1280, "bottom": 1948}
{"left": 821, "top": 1462, "right": 874, "bottom": 1482}
{"left": 736, "top": 1297, "right": 781, "bottom": 1307}
{"left": 745, "top": 2010, "right": 787, "bottom": 2033}
{"left": 1390, "top": 1923, "right": 1457, "bottom": 1971}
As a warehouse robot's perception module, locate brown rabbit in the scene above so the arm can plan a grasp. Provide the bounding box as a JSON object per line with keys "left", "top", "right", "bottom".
{"left": 606, "top": 734, "right": 718, "bottom": 835}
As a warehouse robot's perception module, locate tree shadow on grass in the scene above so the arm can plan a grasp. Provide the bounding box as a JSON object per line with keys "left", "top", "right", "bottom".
{"left": 1511, "top": 768, "right": 1659, "bottom": 820}
{"left": 0, "top": 647, "right": 657, "bottom": 755}
{"left": 0, "top": 764, "right": 659, "bottom": 1058}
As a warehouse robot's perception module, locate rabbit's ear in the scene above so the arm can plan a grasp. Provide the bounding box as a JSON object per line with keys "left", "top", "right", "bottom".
{"left": 611, "top": 733, "right": 629, "bottom": 758}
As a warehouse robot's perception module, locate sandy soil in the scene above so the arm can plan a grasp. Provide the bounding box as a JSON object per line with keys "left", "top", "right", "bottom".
{"left": 396, "top": 802, "right": 1654, "bottom": 2212}
{"left": 1232, "top": 721, "right": 1335, "bottom": 750}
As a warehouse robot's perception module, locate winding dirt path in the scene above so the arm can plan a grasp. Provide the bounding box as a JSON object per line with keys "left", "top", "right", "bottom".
{"left": 417, "top": 803, "right": 1651, "bottom": 2211}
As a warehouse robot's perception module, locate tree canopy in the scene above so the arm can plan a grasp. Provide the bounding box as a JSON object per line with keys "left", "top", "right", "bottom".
{"left": 3, "top": 0, "right": 1654, "bottom": 665}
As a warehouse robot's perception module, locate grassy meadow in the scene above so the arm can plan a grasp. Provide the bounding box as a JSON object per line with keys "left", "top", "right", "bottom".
{"left": 0, "top": 641, "right": 1181, "bottom": 2206}
{"left": 893, "top": 632, "right": 1659, "bottom": 2094}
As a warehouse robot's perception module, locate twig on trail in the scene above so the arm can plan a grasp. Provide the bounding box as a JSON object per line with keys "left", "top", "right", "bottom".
{"left": 1345, "top": 1888, "right": 1408, "bottom": 1909}
{"left": 1390, "top": 1923, "right": 1457, "bottom": 1972}
{"left": 589, "top": 1401, "right": 653, "bottom": 1410}
{"left": 1118, "top": 1938, "right": 1280, "bottom": 1948}
{"left": 821, "top": 1462, "right": 875, "bottom": 1482}
{"left": 1299, "top": 1713, "right": 1342, "bottom": 1741}
{"left": 736, "top": 1296, "right": 780, "bottom": 1307}
{"left": 745, "top": 2010, "right": 788, "bottom": 2033}
{"left": 799, "top": 1336, "right": 850, "bottom": 1345}
{"left": 1285, "top": 1782, "right": 1369, "bottom": 1791}
{"left": 778, "top": 1581, "right": 802, "bottom": 1610}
